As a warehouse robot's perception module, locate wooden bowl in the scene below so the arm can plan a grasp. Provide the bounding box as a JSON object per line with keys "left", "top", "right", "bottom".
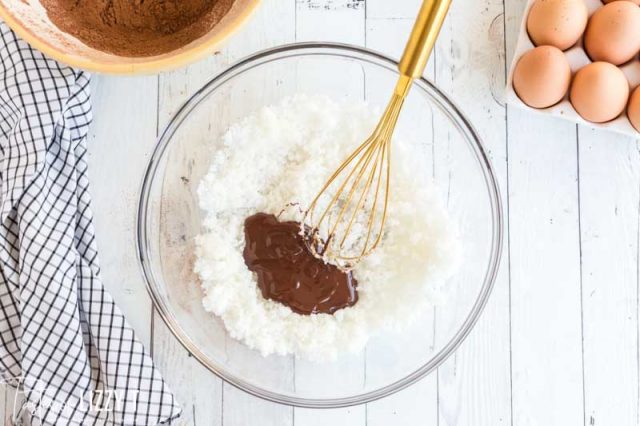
{"left": 0, "top": 0, "right": 260, "bottom": 75}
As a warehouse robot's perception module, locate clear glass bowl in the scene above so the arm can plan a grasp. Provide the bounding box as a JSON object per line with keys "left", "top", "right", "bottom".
{"left": 137, "top": 43, "right": 503, "bottom": 408}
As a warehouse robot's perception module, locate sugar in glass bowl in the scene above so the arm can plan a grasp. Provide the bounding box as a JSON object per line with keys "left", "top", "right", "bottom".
{"left": 137, "top": 43, "right": 503, "bottom": 407}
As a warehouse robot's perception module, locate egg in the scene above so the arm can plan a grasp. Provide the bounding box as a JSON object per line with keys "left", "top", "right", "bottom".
{"left": 513, "top": 46, "right": 571, "bottom": 109}
{"left": 627, "top": 86, "right": 640, "bottom": 132}
{"left": 570, "top": 62, "right": 629, "bottom": 123}
{"left": 527, "top": 0, "right": 588, "bottom": 50}
{"left": 603, "top": 0, "right": 640, "bottom": 4}
{"left": 584, "top": 1, "right": 640, "bottom": 65}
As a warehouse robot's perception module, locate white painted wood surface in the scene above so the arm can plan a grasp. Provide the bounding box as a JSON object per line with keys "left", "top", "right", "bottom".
{"left": 4, "top": 0, "right": 639, "bottom": 425}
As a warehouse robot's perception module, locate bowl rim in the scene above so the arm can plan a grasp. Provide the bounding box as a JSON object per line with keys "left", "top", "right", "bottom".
{"left": 0, "top": 0, "right": 261, "bottom": 75}
{"left": 136, "top": 42, "right": 504, "bottom": 408}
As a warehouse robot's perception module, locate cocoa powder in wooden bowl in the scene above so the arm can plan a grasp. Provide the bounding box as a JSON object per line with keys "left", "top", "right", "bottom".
{"left": 0, "top": 0, "right": 259, "bottom": 74}
{"left": 40, "top": 0, "right": 235, "bottom": 57}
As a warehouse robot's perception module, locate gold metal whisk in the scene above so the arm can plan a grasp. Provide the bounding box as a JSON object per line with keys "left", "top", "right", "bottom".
{"left": 303, "top": 0, "right": 452, "bottom": 268}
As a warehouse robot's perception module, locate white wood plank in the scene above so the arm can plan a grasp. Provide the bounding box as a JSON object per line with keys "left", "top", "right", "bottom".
{"left": 431, "top": 0, "right": 512, "bottom": 425}
{"left": 222, "top": 0, "right": 296, "bottom": 57}
{"left": 295, "top": 0, "right": 365, "bottom": 44}
{"left": 222, "top": 386, "right": 292, "bottom": 426}
{"left": 505, "top": 0, "right": 584, "bottom": 424}
{"left": 365, "top": 17, "right": 428, "bottom": 63}
{"left": 87, "top": 76, "right": 157, "bottom": 347}
{"left": 578, "top": 128, "right": 640, "bottom": 426}
{"left": 0, "top": 383, "right": 5, "bottom": 422}
{"left": 507, "top": 111, "right": 583, "bottom": 426}
{"left": 293, "top": 406, "right": 363, "bottom": 426}
{"left": 366, "top": 379, "right": 438, "bottom": 426}
{"left": 366, "top": 0, "right": 421, "bottom": 20}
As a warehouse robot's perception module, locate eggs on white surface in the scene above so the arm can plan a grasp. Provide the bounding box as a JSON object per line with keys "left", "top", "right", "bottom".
{"left": 513, "top": 0, "right": 640, "bottom": 130}
{"left": 527, "top": 0, "right": 588, "bottom": 51}
{"left": 570, "top": 62, "right": 629, "bottom": 123}
{"left": 584, "top": 1, "right": 640, "bottom": 66}
{"left": 628, "top": 87, "right": 640, "bottom": 132}
{"left": 513, "top": 46, "right": 571, "bottom": 109}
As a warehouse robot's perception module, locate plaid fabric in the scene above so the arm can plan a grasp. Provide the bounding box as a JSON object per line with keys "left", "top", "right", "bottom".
{"left": 0, "top": 22, "right": 181, "bottom": 425}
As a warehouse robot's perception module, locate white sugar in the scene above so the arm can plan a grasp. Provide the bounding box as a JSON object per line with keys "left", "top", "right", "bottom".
{"left": 194, "top": 95, "right": 460, "bottom": 361}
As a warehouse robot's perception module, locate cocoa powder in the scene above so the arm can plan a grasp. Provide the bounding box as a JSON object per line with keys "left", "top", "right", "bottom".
{"left": 40, "top": 0, "right": 235, "bottom": 57}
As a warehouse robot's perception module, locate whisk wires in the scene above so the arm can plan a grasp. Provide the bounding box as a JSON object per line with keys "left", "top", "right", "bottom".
{"left": 303, "top": 77, "right": 412, "bottom": 268}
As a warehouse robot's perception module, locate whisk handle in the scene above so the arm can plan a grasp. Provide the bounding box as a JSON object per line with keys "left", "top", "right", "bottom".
{"left": 398, "top": 0, "right": 452, "bottom": 79}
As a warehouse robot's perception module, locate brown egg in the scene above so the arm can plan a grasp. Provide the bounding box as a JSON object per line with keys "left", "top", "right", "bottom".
{"left": 585, "top": 1, "right": 640, "bottom": 65}
{"left": 570, "top": 62, "right": 629, "bottom": 123}
{"left": 513, "top": 46, "right": 571, "bottom": 109}
{"left": 603, "top": 0, "right": 640, "bottom": 4}
{"left": 527, "top": 0, "right": 588, "bottom": 50}
{"left": 628, "top": 86, "right": 640, "bottom": 131}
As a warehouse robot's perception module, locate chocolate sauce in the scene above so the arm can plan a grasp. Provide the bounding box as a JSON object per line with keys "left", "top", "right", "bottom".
{"left": 243, "top": 213, "right": 358, "bottom": 315}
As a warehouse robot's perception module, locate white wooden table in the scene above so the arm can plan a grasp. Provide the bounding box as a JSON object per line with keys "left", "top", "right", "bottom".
{"left": 6, "top": 0, "right": 638, "bottom": 424}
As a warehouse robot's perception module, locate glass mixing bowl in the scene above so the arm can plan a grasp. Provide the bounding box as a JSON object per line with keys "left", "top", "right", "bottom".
{"left": 137, "top": 43, "right": 503, "bottom": 408}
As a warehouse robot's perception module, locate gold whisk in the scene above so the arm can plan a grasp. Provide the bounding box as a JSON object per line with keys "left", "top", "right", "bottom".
{"left": 303, "top": 0, "right": 452, "bottom": 268}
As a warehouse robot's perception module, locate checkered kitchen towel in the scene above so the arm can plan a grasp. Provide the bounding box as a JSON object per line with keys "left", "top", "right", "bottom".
{"left": 0, "top": 22, "right": 181, "bottom": 425}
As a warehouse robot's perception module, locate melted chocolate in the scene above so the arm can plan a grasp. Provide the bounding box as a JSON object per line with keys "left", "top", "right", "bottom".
{"left": 243, "top": 213, "right": 358, "bottom": 315}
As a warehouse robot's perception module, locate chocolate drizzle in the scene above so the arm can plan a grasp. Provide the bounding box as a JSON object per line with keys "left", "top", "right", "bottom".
{"left": 243, "top": 213, "right": 358, "bottom": 315}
